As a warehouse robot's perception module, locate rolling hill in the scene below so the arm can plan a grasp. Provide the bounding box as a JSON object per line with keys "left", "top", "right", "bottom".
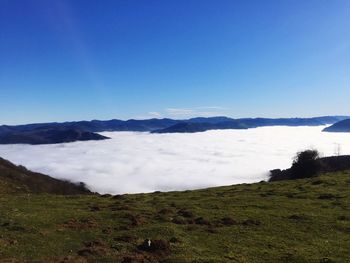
{"left": 323, "top": 119, "right": 350, "bottom": 133}
{"left": 0, "top": 156, "right": 349, "bottom": 262}
{"left": 153, "top": 116, "right": 349, "bottom": 133}
{"left": 1, "top": 115, "right": 348, "bottom": 144}
{"left": 0, "top": 128, "right": 109, "bottom": 145}
{"left": 151, "top": 120, "right": 246, "bottom": 133}
{"left": 0, "top": 157, "right": 91, "bottom": 194}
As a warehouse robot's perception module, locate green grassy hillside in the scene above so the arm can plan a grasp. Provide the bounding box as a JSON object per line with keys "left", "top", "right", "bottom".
{"left": 0, "top": 157, "right": 90, "bottom": 195}
{"left": 1, "top": 169, "right": 349, "bottom": 262}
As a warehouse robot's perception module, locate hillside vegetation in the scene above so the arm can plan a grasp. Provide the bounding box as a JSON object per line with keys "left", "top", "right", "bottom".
{"left": 0, "top": 158, "right": 349, "bottom": 262}
{"left": 269, "top": 151, "right": 350, "bottom": 181}
{"left": 0, "top": 157, "right": 91, "bottom": 195}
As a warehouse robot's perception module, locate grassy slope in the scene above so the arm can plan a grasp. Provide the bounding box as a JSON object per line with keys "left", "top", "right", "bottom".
{"left": 0, "top": 157, "right": 90, "bottom": 195}
{"left": 0, "top": 171, "right": 349, "bottom": 263}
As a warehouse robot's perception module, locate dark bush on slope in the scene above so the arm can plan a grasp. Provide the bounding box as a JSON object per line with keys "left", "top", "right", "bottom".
{"left": 269, "top": 150, "right": 350, "bottom": 181}
{"left": 290, "top": 150, "right": 322, "bottom": 179}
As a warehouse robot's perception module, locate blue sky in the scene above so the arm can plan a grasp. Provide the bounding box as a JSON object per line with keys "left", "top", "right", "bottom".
{"left": 1, "top": 0, "right": 349, "bottom": 124}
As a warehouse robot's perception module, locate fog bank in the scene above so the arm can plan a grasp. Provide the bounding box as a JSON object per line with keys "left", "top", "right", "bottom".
{"left": 0, "top": 126, "right": 349, "bottom": 194}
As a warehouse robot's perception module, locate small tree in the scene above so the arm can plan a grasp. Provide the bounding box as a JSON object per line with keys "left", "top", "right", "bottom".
{"left": 290, "top": 149, "right": 322, "bottom": 179}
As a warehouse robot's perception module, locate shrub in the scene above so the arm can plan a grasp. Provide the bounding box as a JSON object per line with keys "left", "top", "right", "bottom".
{"left": 290, "top": 149, "right": 322, "bottom": 179}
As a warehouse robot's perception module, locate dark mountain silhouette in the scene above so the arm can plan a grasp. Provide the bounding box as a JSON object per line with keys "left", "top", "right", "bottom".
{"left": 152, "top": 120, "right": 247, "bottom": 133}
{"left": 323, "top": 119, "right": 350, "bottom": 132}
{"left": 153, "top": 116, "right": 349, "bottom": 133}
{"left": 237, "top": 116, "right": 345, "bottom": 128}
{"left": 0, "top": 157, "right": 91, "bottom": 194}
{"left": 187, "top": 116, "right": 235, "bottom": 124}
{"left": 0, "top": 118, "right": 179, "bottom": 134}
{"left": 0, "top": 116, "right": 348, "bottom": 143}
{"left": 0, "top": 128, "right": 109, "bottom": 145}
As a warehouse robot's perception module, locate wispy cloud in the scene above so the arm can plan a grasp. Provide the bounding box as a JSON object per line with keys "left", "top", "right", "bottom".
{"left": 148, "top": 111, "right": 162, "bottom": 117}
{"left": 195, "top": 106, "right": 228, "bottom": 110}
{"left": 165, "top": 108, "right": 197, "bottom": 118}
{"left": 134, "top": 111, "right": 163, "bottom": 119}
{"left": 165, "top": 106, "right": 228, "bottom": 118}
{"left": 0, "top": 126, "right": 349, "bottom": 194}
{"left": 134, "top": 106, "right": 228, "bottom": 119}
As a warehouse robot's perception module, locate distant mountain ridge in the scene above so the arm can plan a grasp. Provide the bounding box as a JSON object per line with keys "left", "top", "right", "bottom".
{"left": 0, "top": 118, "right": 179, "bottom": 134}
{"left": 0, "top": 128, "right": 109, "bottom": 145}
{"left": 323, "top": 119, "right": 350, "bottom": 133}
{"left": 0, "top": 116, "right": 349, "bottom": 144}
{"left": 152, "top": 120, "right": 247, "bottom": 133}
{"left": 152, "top": 116, "right": 350, "bottom": 133}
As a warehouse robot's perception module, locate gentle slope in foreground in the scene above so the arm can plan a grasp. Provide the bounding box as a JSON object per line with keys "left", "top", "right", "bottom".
{"left": 0, "top": 159, "right": 349, "bottom": 262}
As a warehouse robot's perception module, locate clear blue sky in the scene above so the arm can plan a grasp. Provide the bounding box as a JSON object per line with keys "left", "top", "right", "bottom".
{"left": 1, "top": 0, "right": 349, "bottom": 124}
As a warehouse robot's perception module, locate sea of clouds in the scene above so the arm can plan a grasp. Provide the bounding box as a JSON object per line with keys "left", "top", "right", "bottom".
{"left": 0, "top": 126, "right": 349, "bottom": 194}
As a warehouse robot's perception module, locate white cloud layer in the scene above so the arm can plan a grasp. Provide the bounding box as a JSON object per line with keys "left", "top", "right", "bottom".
{"left": 0, "top": 126, "right": 350, "bottom": 194}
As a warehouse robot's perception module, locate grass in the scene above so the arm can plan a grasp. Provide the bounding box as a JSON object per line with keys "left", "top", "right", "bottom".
{"left": 0, "top": 171, "right": 350, "bottom": 262}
